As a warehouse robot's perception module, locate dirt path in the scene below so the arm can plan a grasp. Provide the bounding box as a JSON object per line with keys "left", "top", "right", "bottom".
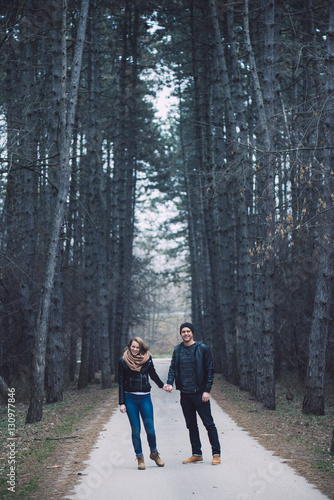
{"left": 2, "top": 368, "right": 333, "bottom": 499}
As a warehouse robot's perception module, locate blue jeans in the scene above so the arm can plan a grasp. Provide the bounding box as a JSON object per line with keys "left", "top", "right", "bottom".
{"left": 125, "top": 392, "right": 157, "bottom": 457}
{"left": 180, "top": 392, "right": 220, "bottom": 456}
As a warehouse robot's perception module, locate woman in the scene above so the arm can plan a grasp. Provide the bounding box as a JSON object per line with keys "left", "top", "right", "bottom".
{"left": 118, "top": 337, "right": 166, "bottom": 470}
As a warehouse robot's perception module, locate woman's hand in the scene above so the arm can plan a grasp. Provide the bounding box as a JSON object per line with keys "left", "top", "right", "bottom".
{"left": 120, "top": 404, "right": 126, "bottom": 413}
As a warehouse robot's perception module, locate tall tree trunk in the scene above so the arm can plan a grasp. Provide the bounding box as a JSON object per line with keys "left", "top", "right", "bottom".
{"left": 244, "top": 0, "right": 276, "bottom": 409}
{"left": 178, "top": 80, "right": 211, "bottom": 349}
{"left": 78, "top": 1, "right": 101, "bottom": 390}
{"left": 225, "top": 0, "right": 254, "bottom": 392}
{"left": 302, "top": 1, "right": 334, "bottom": 415}
{"left": 188, "top": 0, "right": 216, "bottom": 352}
{"left": 2, "top": 0, "right": 40, "bottom": 386}
{"left": 110, "top": 4, "right": 129, "bottom": 370}
{"left": 111, "top": 1, "right": 138, "bottom": 368}
{"left": 45, "top": 0, "right": 66, "bottom": 404}
{"left": 19, "top": 11, "right": 38, "bottom": 386}
{"left": 46, "top": 245, "right": 64, "bottom": 402}
{"left": 120, "top": 0, "right": 138, "bottom": 354}
{"left": 78, "top": 0, "right": 112, "bottom": 389}
{"left": 26, "top": 0, "right": 89, "bottom": 423}
{"left": 209, "top": 0, "right": 252, "bottom": 383}
{"left": 64, "top": 132, "right": 82, "bottom": 383}
{"left": 0, "top": 0, "right": 43, "bottom": 388}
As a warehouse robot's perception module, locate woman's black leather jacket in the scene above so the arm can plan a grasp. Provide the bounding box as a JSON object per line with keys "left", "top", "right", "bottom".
{"left": 118, "top": 356, "right": 164, "bottom": 405}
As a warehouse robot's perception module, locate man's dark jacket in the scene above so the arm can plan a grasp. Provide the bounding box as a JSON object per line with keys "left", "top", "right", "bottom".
{"left": 118, "top": 356, "right": 164, "bottom": 405}
{"left": 167, "top": 341, "right": 214, "bottom": 393}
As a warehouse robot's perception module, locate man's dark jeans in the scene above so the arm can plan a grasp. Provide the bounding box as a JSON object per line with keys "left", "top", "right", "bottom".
{"left": 180, "top": 392, "right": 221, "bottom": 456}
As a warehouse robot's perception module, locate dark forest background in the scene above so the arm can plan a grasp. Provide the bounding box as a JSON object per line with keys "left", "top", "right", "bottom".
{"left": 0, "top": 0, "right": 333, "bottom": 423}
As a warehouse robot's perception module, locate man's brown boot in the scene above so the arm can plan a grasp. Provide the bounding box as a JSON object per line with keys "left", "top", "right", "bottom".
{"left": 136, "top": 456, "right": 145, "bottom": 470}
{"left": 150, "top": 451, "right": 164, "bottom": 467}
{"left": 211, "top": 455, "right": 221, "bottom": 465}
{"left": 182, "top": 455, "right": 203, "bottom": 464}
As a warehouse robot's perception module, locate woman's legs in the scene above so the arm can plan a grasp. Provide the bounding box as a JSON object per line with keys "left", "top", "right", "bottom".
{"left": 125, "top": 393, "right": 158, "bottom": 455}
{"left": 124, "top": 393, "right": 143, "bottom": 456}
{"left": 138, "top": 394, "right": 157, "bottom": 453}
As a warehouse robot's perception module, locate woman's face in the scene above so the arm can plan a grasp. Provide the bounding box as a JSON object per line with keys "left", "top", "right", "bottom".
{"left": 130, "top": 340, "right": 140, "bottom": 356}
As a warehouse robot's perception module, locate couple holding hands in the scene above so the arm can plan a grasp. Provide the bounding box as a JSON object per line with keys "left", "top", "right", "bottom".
{"left": 118, "top": 322, "right": 221, "bottom": 470}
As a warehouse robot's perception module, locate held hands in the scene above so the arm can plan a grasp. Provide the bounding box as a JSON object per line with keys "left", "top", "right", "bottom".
{"left": 120, "top": 404, "right": 126, "bottom": 413}
{"left": 162, "top": 386, "right": 208, "bottom": 399}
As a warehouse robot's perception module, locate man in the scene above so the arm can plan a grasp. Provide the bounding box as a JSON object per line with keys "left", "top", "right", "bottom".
{"left": 165, "top": 322, "right": 221, "bottom": 465}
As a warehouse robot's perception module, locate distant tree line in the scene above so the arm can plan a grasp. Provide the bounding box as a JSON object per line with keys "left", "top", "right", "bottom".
{"left": 0, "top": 0, "right": 333, "bottom": 422}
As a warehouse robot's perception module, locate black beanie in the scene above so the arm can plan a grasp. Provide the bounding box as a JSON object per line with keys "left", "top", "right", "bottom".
{"left": 180, "top": 322, "right": 194, "bottom": 334}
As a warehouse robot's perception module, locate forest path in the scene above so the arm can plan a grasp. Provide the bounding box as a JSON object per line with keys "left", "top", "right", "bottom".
{"left": 65, "top": 359, "right": 330, "bottom": 500}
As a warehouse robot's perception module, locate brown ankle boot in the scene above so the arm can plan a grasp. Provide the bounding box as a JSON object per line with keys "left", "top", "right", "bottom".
{"left": 136, "top": 455, "right": 145, "bottom": 470}
{"left": 182, "top": 455, "right": 203, "bottom": 464}
{"left": 150, "top": 451, "right": 164, "bottom": 467}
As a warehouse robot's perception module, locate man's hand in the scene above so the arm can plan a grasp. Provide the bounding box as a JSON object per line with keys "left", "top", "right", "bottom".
{"left": 163, "top": 384, "right": 173, "bottom": 393}
{"left": 202, "top": 392, "right": 210, "bottom": 403}
{"left": 120, "top": 404, "right": 126, "bottom": 413}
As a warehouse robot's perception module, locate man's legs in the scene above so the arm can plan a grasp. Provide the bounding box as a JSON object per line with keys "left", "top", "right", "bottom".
{"left": 196, "top": 397, "right": 221, "bottom": 456}
{"left": 180, "top": 392, "right": 202, "bottom": 456}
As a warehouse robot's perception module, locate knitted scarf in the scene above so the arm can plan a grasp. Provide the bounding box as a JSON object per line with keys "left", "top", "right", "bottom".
{"left": 123, "top": 348, "right": 150, "bottom": 372}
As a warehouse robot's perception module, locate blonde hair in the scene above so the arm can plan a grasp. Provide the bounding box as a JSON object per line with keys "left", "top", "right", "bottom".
{"left": 126, "top": 337, "right": 149, "bottom": 354}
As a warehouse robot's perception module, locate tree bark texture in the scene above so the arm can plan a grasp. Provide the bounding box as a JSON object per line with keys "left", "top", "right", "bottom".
{"left": 26, "top": 0, "right": 89, "bottom": 423}
{"left": 303, "top": 1, "right": 334, "bottom": 415}
{"left": 111, "top": 2, "right": 138, "bottom": 370}
{"left": 243, "top": 0, "right": 276, "bottom": 409}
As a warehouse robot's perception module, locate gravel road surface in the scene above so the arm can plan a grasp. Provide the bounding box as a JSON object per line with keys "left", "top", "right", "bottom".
{"left": 66, "top": 358, "right": 330, "bottom": 500}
